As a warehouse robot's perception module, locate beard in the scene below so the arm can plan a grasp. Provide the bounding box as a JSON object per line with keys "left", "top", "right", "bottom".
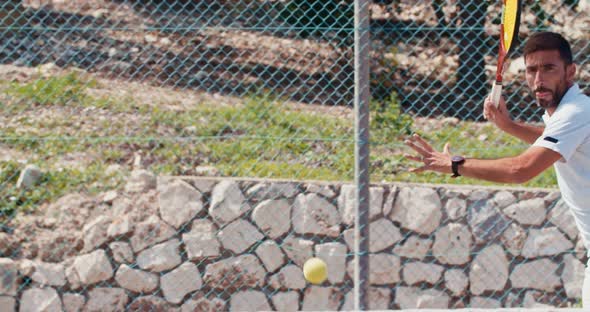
{"left": 534, "top": 81, "right": 568, "bottom": 109}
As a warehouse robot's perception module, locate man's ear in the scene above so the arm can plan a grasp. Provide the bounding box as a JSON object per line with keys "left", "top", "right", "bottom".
{"left": 566, "top": 63, "right": 577, "bottom": 85}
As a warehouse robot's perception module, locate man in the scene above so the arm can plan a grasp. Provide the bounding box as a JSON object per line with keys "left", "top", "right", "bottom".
{"left": 404, "top": 31, "right": 590, "bottom": 305}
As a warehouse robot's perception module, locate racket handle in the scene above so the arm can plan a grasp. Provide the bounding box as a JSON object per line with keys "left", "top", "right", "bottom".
{"left": 491, "top": 83, "right": 502, "bottom": 107}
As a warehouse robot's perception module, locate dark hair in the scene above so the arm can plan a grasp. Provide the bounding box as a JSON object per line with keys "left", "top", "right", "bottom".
{"left": 523, "top": 32, "right": 573, "bottom": 64}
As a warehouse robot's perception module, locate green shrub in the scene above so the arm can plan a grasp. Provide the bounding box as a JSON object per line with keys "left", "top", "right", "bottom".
{"left": 7, "top": 72, "right": 92, "bottom": 106}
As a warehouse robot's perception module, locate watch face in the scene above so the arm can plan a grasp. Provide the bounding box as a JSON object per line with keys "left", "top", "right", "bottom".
{"left": 452, "top": 156, "right": 464, "bottom": 162}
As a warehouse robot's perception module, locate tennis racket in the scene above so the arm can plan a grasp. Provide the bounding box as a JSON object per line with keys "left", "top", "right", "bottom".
{"left": 490, "top": 0, "right": 522, "bottom": 107}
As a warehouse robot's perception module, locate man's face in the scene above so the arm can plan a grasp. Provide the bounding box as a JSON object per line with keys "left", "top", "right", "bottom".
{"left": 525, "top": 50, "right": 575, "bottom": 110}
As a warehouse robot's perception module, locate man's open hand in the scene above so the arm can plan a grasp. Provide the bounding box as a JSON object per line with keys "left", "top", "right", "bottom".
{"left": 403, "top": 134, "right": 453, "bottom": 174}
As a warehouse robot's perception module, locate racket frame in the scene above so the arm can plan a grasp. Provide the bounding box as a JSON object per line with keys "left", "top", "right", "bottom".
{"left": 491, "top": 0, "right": 522, "bottom": 107}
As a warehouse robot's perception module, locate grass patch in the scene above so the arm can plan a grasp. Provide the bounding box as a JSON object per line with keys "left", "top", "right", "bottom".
{"left": 0, "top": 161, "right": 124, "bottom": 220}
{"left": 6, "top": 72, "right": 92, "bottom": 107}
{"left": 0, "top": 72, "right": 558, "bottom": 219}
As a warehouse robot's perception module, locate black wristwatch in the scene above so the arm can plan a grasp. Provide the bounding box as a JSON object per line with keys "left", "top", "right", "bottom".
{"left": 451, "top": 156, "right": 465, "bottom": 178}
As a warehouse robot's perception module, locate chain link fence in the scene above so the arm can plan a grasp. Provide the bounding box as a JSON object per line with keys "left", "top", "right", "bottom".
{"left": 0, "top": 0, "right": 589, "bottom": 310}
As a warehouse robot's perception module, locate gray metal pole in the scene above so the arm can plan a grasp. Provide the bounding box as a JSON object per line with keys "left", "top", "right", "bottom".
{"left": 353, "top": 0, "right": 370, "bottom": 309}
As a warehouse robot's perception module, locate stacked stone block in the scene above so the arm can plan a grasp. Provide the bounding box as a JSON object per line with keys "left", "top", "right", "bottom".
{"left": 0, "top": 170, "right": 585, "bottom": 311}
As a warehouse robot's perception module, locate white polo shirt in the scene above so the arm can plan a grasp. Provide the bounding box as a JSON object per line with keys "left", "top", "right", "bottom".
{"left": 533, "top": 84, "right": 590, "bottom": 249}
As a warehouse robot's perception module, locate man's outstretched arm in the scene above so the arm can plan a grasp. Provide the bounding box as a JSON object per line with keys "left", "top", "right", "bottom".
{"left": 483, "top": 96, "right": 545, "bottom": 145}
{"left": 404, "top": 134, "right": 561, "bottom": 183}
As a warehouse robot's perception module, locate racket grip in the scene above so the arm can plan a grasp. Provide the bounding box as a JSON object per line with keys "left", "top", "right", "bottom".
{"left": 491, "top": 83, "right": 502, "bottom": 107}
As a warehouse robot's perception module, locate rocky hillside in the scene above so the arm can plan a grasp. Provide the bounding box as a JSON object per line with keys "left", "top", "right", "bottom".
{"left": 5, "top": 0, "right": 588, "bottom": 117}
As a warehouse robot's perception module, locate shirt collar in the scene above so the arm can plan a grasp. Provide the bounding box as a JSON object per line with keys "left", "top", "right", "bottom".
{"left": 543, "top": 83, "right": 581, "bottom": 120}
{"left": 561, "top": 83, "right": 581, "bottom": 104}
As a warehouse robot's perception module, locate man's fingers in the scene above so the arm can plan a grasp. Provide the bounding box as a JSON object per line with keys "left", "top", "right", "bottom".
{"left": 404, "top": 139, "right": 429, "bottom": 156}
{"left": 403, "top": 154, "right": 423, "bottom": 162}
{"left": 443, "top": 143, "right": 450, "bottom": 155}
{"left": 410, "top": 134, "right": 435, "bottom": 152}
{"left": 409, "top": 166, "right": 427, "bottom": 173}
{"left": 483, "top": 98, "right": 495, "bottom": 120}
{"left": 484, "top": 100, "right": 499, "bottom": 121}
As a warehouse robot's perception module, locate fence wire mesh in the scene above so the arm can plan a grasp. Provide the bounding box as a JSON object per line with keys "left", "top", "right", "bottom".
{"left": 0, "top": 0, "right": 589, "bottom": 310}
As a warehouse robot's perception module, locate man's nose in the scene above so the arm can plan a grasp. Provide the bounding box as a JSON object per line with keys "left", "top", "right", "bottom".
{"left": 535, "top": 71, "right": 545, "bottom": 85}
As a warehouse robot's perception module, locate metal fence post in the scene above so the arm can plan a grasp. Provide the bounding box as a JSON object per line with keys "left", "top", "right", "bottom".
{"left": 354, "top": 0, "right": 370, "bottom": 309}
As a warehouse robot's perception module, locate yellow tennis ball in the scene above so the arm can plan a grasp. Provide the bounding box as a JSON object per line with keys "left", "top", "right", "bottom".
{"left": 303, "top": 257, "right": 327, "bottom": 284}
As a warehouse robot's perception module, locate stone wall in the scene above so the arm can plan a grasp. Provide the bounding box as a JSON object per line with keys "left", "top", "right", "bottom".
{"left": 0, "top": 170, "right": 586, "bottom": 311}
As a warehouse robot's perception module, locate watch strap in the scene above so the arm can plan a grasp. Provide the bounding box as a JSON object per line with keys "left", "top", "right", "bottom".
{"left": 451, "top": 156, "right": 465, "bottom": 178}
